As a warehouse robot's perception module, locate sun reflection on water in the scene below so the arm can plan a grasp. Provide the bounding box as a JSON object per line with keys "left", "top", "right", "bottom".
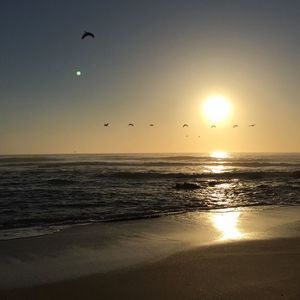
{"left": 212, "top": 211, "right": 243, "bottom": 241}
{"left": 206, "top": 165, "right": 226, "bottom": 173}
{"left": 210, "top": 151, "right": 229, "bottom": 159}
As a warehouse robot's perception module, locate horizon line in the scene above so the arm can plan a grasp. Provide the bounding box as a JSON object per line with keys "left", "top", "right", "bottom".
{"left": 1, "top": 151, "right": 300, "bottom": 156}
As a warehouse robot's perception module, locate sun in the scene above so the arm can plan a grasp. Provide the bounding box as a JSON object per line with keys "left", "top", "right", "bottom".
{"left": 203, "top": 95, "right": 231, "bottom": 123}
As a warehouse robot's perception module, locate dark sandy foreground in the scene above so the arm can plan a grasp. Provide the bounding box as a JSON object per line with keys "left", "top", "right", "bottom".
{"left": 1, "top": 237, "right": 300, "bottom": 300}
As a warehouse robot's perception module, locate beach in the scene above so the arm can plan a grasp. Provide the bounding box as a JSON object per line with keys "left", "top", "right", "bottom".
{"left": 2, "top": 238, "right": 299, "bottom": 300}
{"left": 2, "top": 0, "right": 300, "bottom": 297}
{"left": 1, "top": 206, "right": 300, "bottom": 299}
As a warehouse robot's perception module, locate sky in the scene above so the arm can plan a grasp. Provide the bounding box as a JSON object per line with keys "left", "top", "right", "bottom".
{"left": 0, "top": 0, "right": 299, "bottom": 154}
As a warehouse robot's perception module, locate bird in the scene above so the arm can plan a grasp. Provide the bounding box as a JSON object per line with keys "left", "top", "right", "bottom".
{"left": 149, "top": 124, "right": 154, "bottom": 126}
{"left": 198, "top": 136, "right": 201, "bottom": 138}
{"left": 249, "top": 124, "right": 256, "bottom": 127}
{"left": 233, "top": 124, "right": 239, "bottom": 128}
{"left": 81, "top": 31, "right": 95, "bottom": 39}
{"left": 104, "top": 123, "right": 109, "bottom": 127}
{"left": 182, "top": 124, "right": 189, "bottom": 128}
{"left": 128, "top": 123, "right": 134, "bottom": 127}
{"left": 211, "top": 125, "right": 216, "bottom": 128}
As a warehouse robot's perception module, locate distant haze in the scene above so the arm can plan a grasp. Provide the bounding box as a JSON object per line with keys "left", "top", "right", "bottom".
{"left": 0, "top": 1, "right": 299, "bottom": 154}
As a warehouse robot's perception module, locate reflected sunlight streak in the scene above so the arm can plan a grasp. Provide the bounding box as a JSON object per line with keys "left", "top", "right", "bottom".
{"left": 212, "top": 211, "right": 243, "bottom": 241}
{"left": 210, "top": 151, "right": 229, "bottom": 159}
{"left": 206, "top": 165, "right": 225, "bottom": 173}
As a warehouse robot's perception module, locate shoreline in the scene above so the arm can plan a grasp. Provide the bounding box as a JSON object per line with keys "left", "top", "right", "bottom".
{"left": 1, "top": 205, "right": 300, "bottom": 298}
{"left": 0, "top": 204, "right": 297, "bottom": 242}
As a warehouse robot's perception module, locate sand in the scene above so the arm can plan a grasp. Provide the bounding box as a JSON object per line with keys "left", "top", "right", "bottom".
{"left": 1, "top": 237, "right": 300, "bottom": 300}
{"left": 1, "top": 206, "right": 300, "bottom": 299}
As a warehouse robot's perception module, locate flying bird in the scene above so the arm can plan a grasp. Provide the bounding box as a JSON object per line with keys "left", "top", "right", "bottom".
{"left": 249, "top": 124, "right": 256, "bottom": 127}
{"left": 198, "top": 136, "right": 201, "bottom": 138}
{"left": 81, "top": 31, "right": 95, "bottom": 39}
{"left": 182, "top": 124, "right": 189, "bottom": 128}
{"left": 149, "top": 124, "right": 154, "bottom": 126}
{"left": 233, "top": 124, "right": 239, "bottom": 128}
{"left": 128, "top": 123, "right": 134, "bottom": 127}
{"left": 211, "top": 125, "right": 216, "bottom": 128}
{"left": 104, "top": 123, "right": 109, "bottom": 127}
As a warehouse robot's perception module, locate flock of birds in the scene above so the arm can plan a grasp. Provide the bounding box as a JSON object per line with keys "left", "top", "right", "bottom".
{"left": 80, "top": 31, "right": 257, "bottom": 133}
{"left": 103, "top": 123, "right": 256, "bottom": 128}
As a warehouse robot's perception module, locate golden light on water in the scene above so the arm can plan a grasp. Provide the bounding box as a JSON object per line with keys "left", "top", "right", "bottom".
{"left": 207, "top": 165, "right": 225, "bottom": 173}
{"left": 210, "top": 151, "right": 229, "bottom": 159}
{"left": 212, "top": 211, "right": 243, "bottom": 240}
{"left": 203, "top": 95, "right": 231, "bottom": 123}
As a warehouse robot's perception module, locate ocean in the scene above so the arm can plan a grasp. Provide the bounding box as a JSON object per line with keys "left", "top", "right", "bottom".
{"left": 0, "top": 153, "right": 300, "bottom": 240}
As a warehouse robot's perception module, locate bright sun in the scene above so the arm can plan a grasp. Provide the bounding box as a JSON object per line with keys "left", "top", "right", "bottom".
{"left": 203, "top": 95, "right": 231, "bottom": 123}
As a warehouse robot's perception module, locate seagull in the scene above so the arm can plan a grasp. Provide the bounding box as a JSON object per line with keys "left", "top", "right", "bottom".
{"left": 149, "top": 124, "right": 154, "bottom": 126}
{"left": 249, "top": 124, "right": 256, "bottom": 127}
{"left": 104, "top": 123, "right": 109, "bottom": 127}
{"left": 211, "top": 125, "right": 216, "bottom": 128}
{"left": 81, "top": 31, "right": 95, "bottom": 39}
{"left": 128, "top": 123, "right": 134, "bottom": 127}
{"left": 182, "top": 124, "right": 189, "bottom": 128}
{"left": 233, "top": 124, "right": 239, "bottom": 128}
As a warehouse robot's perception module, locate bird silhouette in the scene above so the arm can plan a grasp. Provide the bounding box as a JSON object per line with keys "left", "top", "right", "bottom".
{"left": 198, "top": 136, "right": 201, "bottom": 138}
{"left": 233, "top": 124, "right": 239, "bottom": 128}
{"left": 104, "top": 123, "right": 109, "bottom": 127}
{"left": 211, "top": 125, "right": 216, "bottom": 128}
{"left": 81, "top": 31, "right": 95, "bottom": 39}
{"left": 149, "top": 124, "right": 154, "bottom": 126}
{"left": 182, "top": 124, "right": 189, "bottom": 128}
{"left": 249, "top": 124, "right": 256, "bottom": 127}
{"left": 128, "top": 123, "right": 134, "bottom": 127}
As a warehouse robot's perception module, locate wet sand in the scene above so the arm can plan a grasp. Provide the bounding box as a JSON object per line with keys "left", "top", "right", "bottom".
{"left": 1, "top": 237, "right": 300, "bottom": 300}
{"left": 1, "top": 206, "right": 300, "bottom": 299}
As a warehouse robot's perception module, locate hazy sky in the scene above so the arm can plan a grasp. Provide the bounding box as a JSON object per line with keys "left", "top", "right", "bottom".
{"left": 1, "top": 0, "right": 299, "bottom": 154}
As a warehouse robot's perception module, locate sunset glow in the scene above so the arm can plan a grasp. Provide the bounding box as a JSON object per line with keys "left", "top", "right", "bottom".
{"left": 0, "top": 1, "right": 299, "bottom": 154}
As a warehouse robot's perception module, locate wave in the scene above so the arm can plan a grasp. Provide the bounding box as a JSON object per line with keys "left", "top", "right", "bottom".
{"left": 102, "top": 170, "right": 300, "bottom": 180}
{"left": 1, "top": 159, "right": 300, "bottom": 168}
{"left": 45, "top": 178, "right": 77, "bottom": 185}
{"left": 0, "top": 156, "right": 62, "bottom": 163}
{"left": 1, "top": 202, "right": 276, "bottom": 231}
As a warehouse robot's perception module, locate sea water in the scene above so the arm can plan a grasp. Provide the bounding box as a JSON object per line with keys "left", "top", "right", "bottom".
{"left": 0, "top": 153, "right": 299, "bottom": 240}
